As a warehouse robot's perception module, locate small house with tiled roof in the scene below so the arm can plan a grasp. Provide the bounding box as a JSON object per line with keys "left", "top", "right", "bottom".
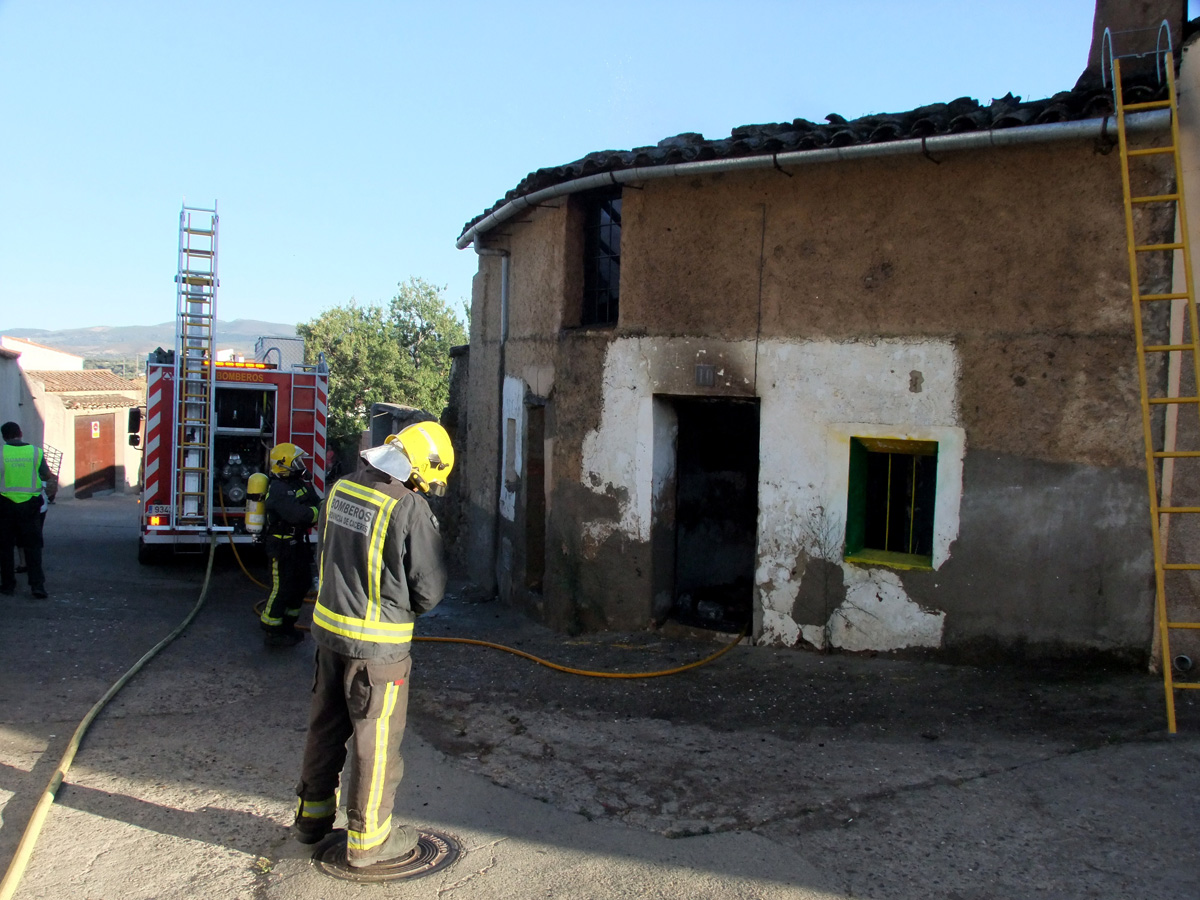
{"left": 23, "top": 368, "right": 143, "bottom": 499}
{"left": 452, "top": 1, "right": 1200, "bottom": 663}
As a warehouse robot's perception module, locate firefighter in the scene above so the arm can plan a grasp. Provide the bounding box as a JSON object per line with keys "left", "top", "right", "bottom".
{"left": 292, "top": 421, "right": 452, "bottom": 869}
{"left": 260, "top": 442, "right": 319, "bottom": 647}
{"left": 0, "top": 422, "right": 53, "bottom": 599}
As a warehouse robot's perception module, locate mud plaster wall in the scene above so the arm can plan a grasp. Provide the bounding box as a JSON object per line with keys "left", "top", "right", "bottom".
{"left": 460, "top": 206, "right": 570, "bottom": 592}
{"left": 622, "top": 143, "right": 1168, "bottom": 465}
{"left": 465, "top": 133, "right": 1174, "bottom": 653}
{"left": 460, "top": 257, "right": 503, "bottom": 589}
{"left": 901, "top": 453, "right": 1153, "bottom": 659}
{"left": 545, "top": 331, "right": 648, "bottom": 632}
{"left": 623, "top": 144, "right": 1136, "bottom": 339}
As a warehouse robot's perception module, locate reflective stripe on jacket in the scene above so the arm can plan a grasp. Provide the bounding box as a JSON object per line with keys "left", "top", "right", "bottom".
{"left": 313, "top": 469, "right": 446, "bottom": 660}
{"left": 0, "top": 444, "right": 44, "bottom": 503}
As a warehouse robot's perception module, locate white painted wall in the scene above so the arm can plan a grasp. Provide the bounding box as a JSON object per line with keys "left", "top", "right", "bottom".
{"left": 0, "top": 359, "right": 26, "bottom": 433}
{"left": 579, "top": 341, "right": 662, "bottom": 552}
{"left": 580, "top": 336, "right": 963, "bottom": 652}
{"left": 0, "top": 337, "right": 83, "bottom": 371}
{"left": 499, "top": 375, "right": 525, "bottom": 522}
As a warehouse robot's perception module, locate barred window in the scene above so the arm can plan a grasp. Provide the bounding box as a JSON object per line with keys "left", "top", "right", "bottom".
{"left": 845, "top": 437, "right": 938, "bottom": 569}
{"left": 581, "top": 188, "right": 621, "bottom": 326}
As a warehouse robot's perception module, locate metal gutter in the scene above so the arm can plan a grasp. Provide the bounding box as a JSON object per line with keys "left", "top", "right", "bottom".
{"left": 457, "top": 109, "right": 1171, "bottom": 250}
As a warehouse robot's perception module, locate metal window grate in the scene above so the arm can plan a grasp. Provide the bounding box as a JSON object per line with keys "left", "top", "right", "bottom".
{"left": 582, "top": 189, "right": 621, "bottom": 325}
{"left": 845, "top": 437, "right": 937, "bottom": 563}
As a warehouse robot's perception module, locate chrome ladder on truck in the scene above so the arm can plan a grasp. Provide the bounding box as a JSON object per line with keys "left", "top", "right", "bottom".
{"left": 1109, "top": 24, "right": 1200, "bottom": 732}
{"left": 172, "top": 204, "right": 219, "bottom": 531}
{"left": 289, "top": 362, "right": 318, "bottom": 472}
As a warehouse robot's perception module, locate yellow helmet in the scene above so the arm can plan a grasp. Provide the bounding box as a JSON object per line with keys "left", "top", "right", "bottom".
{"left": 268, "top": 442, "right": 308, "bottom": 477}
{"left": 391, "top": 421, "right": 454, "bottom": 495}
{"left": 362, "top": 421, "right": 454, "bottom": 495}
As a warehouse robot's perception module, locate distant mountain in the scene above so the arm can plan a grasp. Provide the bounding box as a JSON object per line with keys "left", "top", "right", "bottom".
{"left": 1, "top": 319, "right": 297, "bottom": 359}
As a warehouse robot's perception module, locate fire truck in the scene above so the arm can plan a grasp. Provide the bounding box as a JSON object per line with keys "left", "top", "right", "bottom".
{"left": 135, "top": 204, "right": 329, "bottom": 562}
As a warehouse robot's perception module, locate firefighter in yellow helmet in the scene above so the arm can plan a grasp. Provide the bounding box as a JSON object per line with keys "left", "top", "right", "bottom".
{"left": 259, "top": 442, "right": 320, "bottom": 647}
{"left": 292, "top": 421, "right": 452, "bottom": 869}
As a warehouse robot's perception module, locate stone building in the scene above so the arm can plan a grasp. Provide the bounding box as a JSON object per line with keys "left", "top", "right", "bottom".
{"left": 453, "top": 3, "right": 1196, "bottom": 662}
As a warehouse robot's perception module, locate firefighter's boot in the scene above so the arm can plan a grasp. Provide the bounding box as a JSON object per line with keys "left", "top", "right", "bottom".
{"left": 346, "top": 825, "right": 419, "bottom": 868}
{"left": 292, "top": 796, "right": 336, "bottom": 844}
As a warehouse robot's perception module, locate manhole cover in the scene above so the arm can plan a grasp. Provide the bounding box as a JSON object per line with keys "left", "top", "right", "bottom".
{"left": 313, "top": 829, "right": 463, "bottom": 882}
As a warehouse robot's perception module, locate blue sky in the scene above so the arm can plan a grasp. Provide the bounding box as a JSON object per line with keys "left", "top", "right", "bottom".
{"left": 0, "top": 1, "right": 1138, "bottom": 331}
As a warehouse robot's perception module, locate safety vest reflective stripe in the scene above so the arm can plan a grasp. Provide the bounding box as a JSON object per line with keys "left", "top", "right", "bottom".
{"left": 0, "top": 444, "right": 42, "bottom": 502}
{"left": 326, "top": 480, "right": 399, "bottom": 623}
{"left": 311, "top": 602, "right": 414, "bottom": 643}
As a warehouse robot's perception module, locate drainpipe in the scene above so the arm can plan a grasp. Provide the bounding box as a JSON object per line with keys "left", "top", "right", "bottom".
{"left": 457, "top": 110, "right": 1171, "bottom": 249}
{"left": 474, "top": 244, "right": 509, "bottom": 598}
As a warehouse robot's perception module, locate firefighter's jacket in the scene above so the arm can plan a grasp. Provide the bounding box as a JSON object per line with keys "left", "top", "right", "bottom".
{"left": 264, "top": 474, "right": 319, "bottom": 550}
{"left": 312, "top": 468, "right": 446, "bottom": 662}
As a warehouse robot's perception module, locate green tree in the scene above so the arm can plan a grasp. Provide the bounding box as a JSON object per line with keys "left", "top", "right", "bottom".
{"left": 298, "top": 277, "right": 468, "bottom": 450}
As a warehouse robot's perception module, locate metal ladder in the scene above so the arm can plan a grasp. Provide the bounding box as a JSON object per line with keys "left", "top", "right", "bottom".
{"left": 1111, "top": 29, "right": 1200, "bottom": 732}
{"left": 172, "top": 204, "right": 219, "bottom": 530}
{"left": 289, "top": 363, "right": 318, "bottom": 464}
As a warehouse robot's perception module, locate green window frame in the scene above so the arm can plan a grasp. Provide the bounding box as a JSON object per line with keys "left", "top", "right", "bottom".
{"left": 845, "top": 437, "right": 938, "bottom": 570}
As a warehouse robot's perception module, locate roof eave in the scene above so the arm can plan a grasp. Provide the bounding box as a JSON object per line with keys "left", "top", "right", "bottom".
{"left": 457, "top": 109, "right": 1170, "bottom": 250}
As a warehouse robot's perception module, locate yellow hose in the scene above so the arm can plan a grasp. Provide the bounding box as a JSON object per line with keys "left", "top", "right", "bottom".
{"left": 216, "top": 486, "right": 268, "bottom": 589}
{"left": 0, "top": 535, "right": 218, "bottom": 900}
{"left": 414, "top": 632, "right": 745, "bottom": 678}
{"left": 232, "top": 489, "right": 746, "bottom": 679}
{"left": 250, "top": 594, "right": 745, "bottom": 678}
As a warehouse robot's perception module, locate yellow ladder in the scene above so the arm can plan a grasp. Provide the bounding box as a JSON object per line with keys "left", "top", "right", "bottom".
{"left": 1114, "top": 50, "right": 1200, "bottom": 732}
{"left": 172, "top": 204, "right": 219, "bottom": 530}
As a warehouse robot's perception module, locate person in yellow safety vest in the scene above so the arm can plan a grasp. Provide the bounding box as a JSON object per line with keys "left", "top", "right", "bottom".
{"left": 0, "top": 422, "right": 53, "bottom": 599}
{"left": 291, "top": 421, "right": 452, "bottom": 870}
{"left": 260, "top": 443, "right": 320, "bottom": 648}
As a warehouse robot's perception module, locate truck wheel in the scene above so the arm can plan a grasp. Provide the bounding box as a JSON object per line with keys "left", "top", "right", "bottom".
{"left": 138, "top": 538, "right": 165, "bottom": 565}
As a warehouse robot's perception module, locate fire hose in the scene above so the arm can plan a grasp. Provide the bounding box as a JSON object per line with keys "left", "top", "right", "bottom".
{"left": 220, "top": 487, "right": 747, "bottom": 678}
{"left": 0, "top": 522, "right": 743, "bottom": 898}
{"left": 0, "top": 536, "right": 219, "bottom": 900}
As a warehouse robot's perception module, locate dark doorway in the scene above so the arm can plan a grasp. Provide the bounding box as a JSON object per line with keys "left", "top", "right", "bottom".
{"left": 525, "top": 404, "right": 546, "bottom": 592}
{"left": 671, "top": 397, "right": 759, "bottom": 631}
{"left": 74, "top": 413, "right": 116, "bottom": 498}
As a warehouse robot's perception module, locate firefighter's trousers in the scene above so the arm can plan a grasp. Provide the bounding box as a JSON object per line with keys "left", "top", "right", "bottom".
{"left": 297, "top": 647, "right": 412, "bottom": 854}
{"left": 261, "top": 539, "right": 310, "bottom": 632}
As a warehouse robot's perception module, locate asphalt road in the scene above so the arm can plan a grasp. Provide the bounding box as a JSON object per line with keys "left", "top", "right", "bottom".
{"left": 0, "top": 494, "right": 1197, "bottom": 899}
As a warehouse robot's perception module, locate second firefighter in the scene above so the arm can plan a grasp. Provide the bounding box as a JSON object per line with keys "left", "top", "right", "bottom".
{"left": 261, "top": 442, "right": 320, "bottom": 647}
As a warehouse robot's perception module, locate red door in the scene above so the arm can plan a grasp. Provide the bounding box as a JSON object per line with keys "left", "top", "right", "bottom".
{"left": 74, "top": 413, "right": 116, "bottom": 498}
